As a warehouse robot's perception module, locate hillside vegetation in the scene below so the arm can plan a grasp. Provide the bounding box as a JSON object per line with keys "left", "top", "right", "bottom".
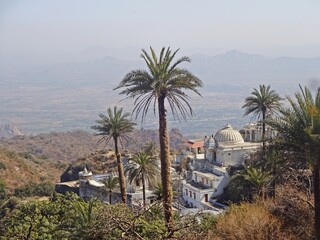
{"left": 0, "top": 148, "right": 61, "bottom": 192}
{"left": 0, "top": 128, "right": 186, "bottom": 163}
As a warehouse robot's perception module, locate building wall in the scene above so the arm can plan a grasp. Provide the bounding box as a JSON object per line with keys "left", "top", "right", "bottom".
{"left": 216, "top": 148, "right": 246, "bottom": 166}
{"left": 182, "top": 185, "right": 214, "bottom": 209}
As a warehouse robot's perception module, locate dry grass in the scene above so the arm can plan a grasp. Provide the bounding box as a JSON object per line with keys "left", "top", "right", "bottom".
{"left": 0, "top": 148, "right": 61, "bottom": 192}
{"left": 212, "top": 203, "right": 289, "bottom": 240}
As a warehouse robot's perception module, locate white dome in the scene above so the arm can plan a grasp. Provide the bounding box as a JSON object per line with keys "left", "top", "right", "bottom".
{"left": 214, "top": 124, "right": 244, "bottom": 144}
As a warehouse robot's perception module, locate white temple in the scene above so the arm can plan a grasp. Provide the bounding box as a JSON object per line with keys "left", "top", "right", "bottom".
{"left": 182, "top": 124, "right": 261, "bottom": 209}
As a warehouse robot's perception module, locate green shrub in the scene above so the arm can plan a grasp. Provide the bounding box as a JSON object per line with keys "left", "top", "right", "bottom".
{"left": 0, "top": 162, "right": 6, "bottom": 170}
{"left": 14, "top": 181, "right": 54, "bottom": 197}
{"left": 0, "top": 179, "right": 6, "bottom": 199}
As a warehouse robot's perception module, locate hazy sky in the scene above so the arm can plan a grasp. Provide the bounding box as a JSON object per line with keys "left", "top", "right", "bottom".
{"left": 1, "top": 0, "right": 320, "bottom": 57}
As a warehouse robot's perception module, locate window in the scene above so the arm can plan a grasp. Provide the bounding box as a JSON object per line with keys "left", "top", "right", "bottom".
{"left": 185, "top": 189, "right": 188, "bottom": 195}
{"left": 189, "top": 191, "right": 192, "bottom": 197}
{"left": 204, "top": 194, "right": 208, "bottom": 202}
{"left": 206, "top": 179, "right": 208, "bottom": 184}
{"left": 193, "top": 193, "right": 196, "bottom": 199}
{"left": 136, "top": 180, "right": 140, "bottom": 187}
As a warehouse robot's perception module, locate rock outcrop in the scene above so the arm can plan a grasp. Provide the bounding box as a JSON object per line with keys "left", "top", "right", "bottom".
{"left": 0, "top": 124, "right": 24, "bottom": 138}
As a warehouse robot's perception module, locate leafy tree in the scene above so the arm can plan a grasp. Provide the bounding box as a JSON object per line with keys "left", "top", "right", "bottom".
{"left": 92, "top": 106, "right": 136, "bottom": 204}
{"left": 102, "top": 175, "right": 119, "bottom": 204}
{"left": 13, "top": 181, "right": 55, "bottom": 198}
{"left": 242, "top": 85, "right": 282, "bottom": 151}
{"left": 126, "top": 151, "right": 159, "bottom": 206}
{"left": 270, "top": 85, "right": 320, "bottom": 239}
{"left": 115, "top": 47, "right": 202, "bottom": 234}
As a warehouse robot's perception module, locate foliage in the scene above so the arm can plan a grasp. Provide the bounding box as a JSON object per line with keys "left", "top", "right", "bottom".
{"left": 0, "top": 179, "right": 6, "bottom": 200}
{"left": 214, "top": 203, "right": 284, "bottom": 240}
{"left": 0, "top": 162, "right": 6, "bottom": 170}
{"left": 269, "top": 85, "right": 320, "bottom": 238}
{"left": 243, "top": 84, "right": 282, "bottom": 151}
{"left": 102, "top": 175, "right": 119, "bottom": 204}
{"left": 0, "top": 192, "right": 100, "bottom": 239}
{"left": 115, "top": 46, "right": 203, "bottom": 234}
{"left": 266, "top": 181, "right": 313, "bottom": 239}
{"left": 92, "top": 106, "right": 136, "bottom": 204}
{"left": 91, "top": 106, "right": 136, "bottom": 147}
{"left": 115, "top": 47, "right": 203, "bottom": 121}
{"left": 243, "top": 84, "right": 283, "bottom": 120}
{"left": 13, "top": 181, "right": 55, "bottom": 198}
{"left": 228, "top": 165, "right": 272, "bottom": 201}
{"left": 126, "top": 150, "right": 160, "bottom": 206}
{"left": 0, "top": 148, "right": 61, "bottom": 192}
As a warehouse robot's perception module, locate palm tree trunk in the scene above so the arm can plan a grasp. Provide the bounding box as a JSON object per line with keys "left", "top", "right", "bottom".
{"left": 109, "top": 190, "right": 112, "bottom": 204}
{"left": 142, "top": 172, "right": 146, "bottom": 207}
{"left": 314, "top": 161, "right": 320, "bottom": 239}
{"left": 114, "top": 138, "right": 127, "bottom": 204}
{"left": 262, "top": 109, "right": 266, "bottom": 154}
{"left": 270, "top": 166, "right": 276, "bottom": 198}
{"left": 158, "top": 95, "right": 174, "bottom": 235}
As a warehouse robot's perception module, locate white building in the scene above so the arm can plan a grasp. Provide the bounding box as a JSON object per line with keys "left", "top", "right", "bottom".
{"left": 241, "top": 122, "right": 277, "bottom": 142}
{"left": 182, "top": 124, "right": 261, "bottom": 210}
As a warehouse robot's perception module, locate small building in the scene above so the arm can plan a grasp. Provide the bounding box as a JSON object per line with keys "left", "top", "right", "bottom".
{"left": 185, "top": 139, "right": 204, "bottom": 154}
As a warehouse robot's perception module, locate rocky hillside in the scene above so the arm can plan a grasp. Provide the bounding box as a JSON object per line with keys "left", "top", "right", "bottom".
{"left": 0, "top": 124, "right": 24, "bottom": 139}
{"left": 0, "top": 129, "right": 187, "bottom": 163}
{"left": 0, "top": 148, "right": 62, "bottom": 192}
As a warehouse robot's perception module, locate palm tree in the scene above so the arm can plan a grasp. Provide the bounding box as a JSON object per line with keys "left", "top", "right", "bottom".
{"left": 142, "top": 141, "right": 158, "bottom": 157}
{"left": 126, "top": 151, "right": 159, "bottom": 207}
{"left": 102, "top": 176, "right": 119, "bottom": 204}
{"left": 115, "top": 47, "right": 202, "bottom": 233}
{"left": 242, "top": 85, "right": 282, "bottom": 151}
{"left": 153, "top": 183, "right": 163, "bottom": 201}
{"left": 270, "top": 85, "right": 320, "bottom": 239}
{"left": 242, "top": 166, "right": 272, "bottom": 199}
{"left": 231, "top": 166, "right": 272, "bottom": 201}
{"left": 92, "top": 106, "right": 136, "bottom": 204}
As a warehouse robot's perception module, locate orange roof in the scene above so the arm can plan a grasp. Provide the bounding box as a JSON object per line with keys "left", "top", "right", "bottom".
{"left": 185, "top": 140, "right": 204, "bottom": 149}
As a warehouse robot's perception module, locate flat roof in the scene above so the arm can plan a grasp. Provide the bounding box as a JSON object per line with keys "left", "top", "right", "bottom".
{"left": 185, "top": 139, "right": 204, "bottom": 149}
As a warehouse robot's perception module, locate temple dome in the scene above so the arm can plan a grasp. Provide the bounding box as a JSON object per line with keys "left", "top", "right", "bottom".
{"left": 214, "top": 124, "right": 244, "bottom": 144}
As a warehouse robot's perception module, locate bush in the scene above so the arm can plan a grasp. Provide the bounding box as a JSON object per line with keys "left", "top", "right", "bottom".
{"left": 14, "top": 181, "right": 54, "bottom": 198}
{"left": 214, "top": 203, "right": 285, "bottom": 240}
{"left": 0, "top": 162, "right": 6, "bottom": 170}
{"left": 0, "top": 179, "right": 6, "bottom": 200}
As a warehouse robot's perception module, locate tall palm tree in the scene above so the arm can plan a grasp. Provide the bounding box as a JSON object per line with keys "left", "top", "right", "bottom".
{"left": 92, "top": 106, "right": 136, "bottom": 204}
{"left": 115, "top": 47, "right": 202, "bottom": 233}
{"left": 242, "top": 85, "right": 282, "bottom": 151}
{"left": 270, "top": 85, "right": 320, "bottom": 239}
{"left": 116, "top": 47, "right": 202, "bottom": 235}
{"left": 126, "top": 151, "right": 159, "bottom": 207}
{"left": 102, "top": 176, "right": 119, "bottom": 204}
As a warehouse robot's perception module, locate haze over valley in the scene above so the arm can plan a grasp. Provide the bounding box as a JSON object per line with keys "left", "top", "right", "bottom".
{"left": 1, "top": 48, "right": 320, "bottom": 137}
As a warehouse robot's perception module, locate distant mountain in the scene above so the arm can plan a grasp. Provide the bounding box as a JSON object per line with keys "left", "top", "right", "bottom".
{"left": 5, "top": 49, "right": 319, "bottom": 90}
{"left": 1, "top": 49, "right": 320, "bottom": 135}
{"left": 0, "top": 124, "right": 24, "bottom": 139}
